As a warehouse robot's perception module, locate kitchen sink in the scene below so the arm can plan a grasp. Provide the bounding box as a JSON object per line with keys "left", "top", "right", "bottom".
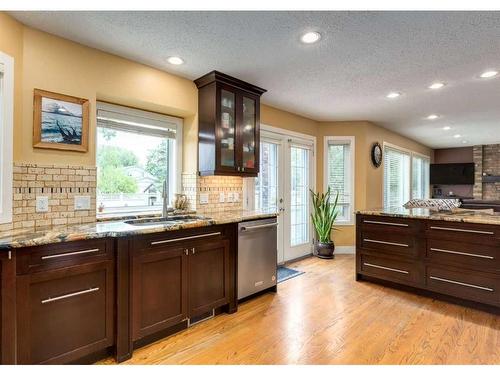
{"left": 124, "top": 215, "right": 210, "bottom": 226}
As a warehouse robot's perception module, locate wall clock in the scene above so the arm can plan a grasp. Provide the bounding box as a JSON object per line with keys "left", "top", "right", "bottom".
{"left": 371, "top": 142, "right": 382, "bottom": 168}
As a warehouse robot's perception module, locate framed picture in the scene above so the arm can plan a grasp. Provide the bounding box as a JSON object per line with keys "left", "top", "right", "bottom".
{"left": 33, "top": 89, "right": 89, "bottom": 152}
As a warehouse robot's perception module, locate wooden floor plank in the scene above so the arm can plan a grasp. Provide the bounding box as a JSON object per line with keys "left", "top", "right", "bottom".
{"left": 98, "top": 255, "right": 500, "bottom": 365}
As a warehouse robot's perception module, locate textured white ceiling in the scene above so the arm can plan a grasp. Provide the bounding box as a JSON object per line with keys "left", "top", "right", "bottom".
{"left": 9, "top": 11, "right": 500, "bottom": 148}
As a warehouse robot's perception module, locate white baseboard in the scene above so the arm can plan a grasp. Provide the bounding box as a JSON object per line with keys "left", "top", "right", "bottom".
{"left": 334, "top": 245, "right": 355, "bottom": 254}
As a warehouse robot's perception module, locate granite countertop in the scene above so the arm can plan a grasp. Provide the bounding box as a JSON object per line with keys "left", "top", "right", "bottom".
{"left": 356, "top": 207, "right": 500, "bottom": 226}
{"left": 0, "top": 209, "right": 278, "bottom": 250}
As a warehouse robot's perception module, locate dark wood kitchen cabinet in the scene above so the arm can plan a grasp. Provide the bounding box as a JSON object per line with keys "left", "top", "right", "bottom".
{"left": 356, "top": 214, "right": 500, "bottom": 309}
{"left": 195, "top": 71, "right": 266, "bottom": 177}
{"left": 132, "top": 246, "right": 188, "bottom": 340}
{"left": 188, "top": 238, "right": 230, "bottom": 317}
{"left": 130, "top": 227, "right": 232, "bottom": 343}
{"left": 1, "top": 251, "right": 15, "bottom": 365}
{"left": 16, "top": 239, "right": 115, "bottom": 364}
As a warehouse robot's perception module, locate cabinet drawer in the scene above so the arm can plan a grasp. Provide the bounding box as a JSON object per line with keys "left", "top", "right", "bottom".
{"left": 426, "top": 221, "right": 499, "bottom": 246}
{"left": 426, "top": 239, "right": 500, "bottom": 271}
{"left": 426, "top": 265, "right": 500, "bottom": 306}
{"left": 132, "top": 226, "right": 228, "bottom": 253}
{"left": 360, "top": 231, "right": 419, "bottom": 258}
{"left": 16, "top": 261, "right": 114, "bottom": 364}
{"left": 17, "top": 238, "right": 112, "bottom": 275}
{"left": 359, "top": 254, "right": 423, "bottom": 286}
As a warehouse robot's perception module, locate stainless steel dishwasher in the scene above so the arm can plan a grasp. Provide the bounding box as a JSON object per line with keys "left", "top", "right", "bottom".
{"left": 238, "top": 217, "right": 278, "bottom": 299}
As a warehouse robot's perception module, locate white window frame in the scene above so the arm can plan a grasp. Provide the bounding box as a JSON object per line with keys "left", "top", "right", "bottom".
{"left": 383, "top": 142, "right": 430, "bottom": 208}
{"left": 0, "top": 52, "right": 14, "bottom": 224}
{"left": 96, "top": 102, "right": 183, "bottom": 214}
{"left": 323, "top": 136, "right": 355, "bottom": 225}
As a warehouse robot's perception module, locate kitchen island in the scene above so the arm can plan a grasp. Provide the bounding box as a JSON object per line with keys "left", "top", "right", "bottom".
{"left": 0, "top": 209, "right": 278, "bottom": 365}
{"left": 356, "top": 208, "right": 500, "bottom": 311}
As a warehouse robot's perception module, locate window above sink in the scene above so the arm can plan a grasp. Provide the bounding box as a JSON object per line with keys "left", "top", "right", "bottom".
{"left": 96, "top": 102, "right": 183, "bottom": 217}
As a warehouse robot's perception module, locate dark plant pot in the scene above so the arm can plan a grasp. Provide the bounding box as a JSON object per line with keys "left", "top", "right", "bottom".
{"left": 314, "top": 241, "right": 335, "bottom": 259}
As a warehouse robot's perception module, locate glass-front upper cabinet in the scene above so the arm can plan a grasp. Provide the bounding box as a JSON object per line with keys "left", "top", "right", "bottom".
{"left": 195, "top": 71, "right": 266, "bottom": 177}
{"left": 219, "top": 89, "right": 236, "bottom": 169}
{"left": 240, "top": 95, "right": 258, "bottom": 174}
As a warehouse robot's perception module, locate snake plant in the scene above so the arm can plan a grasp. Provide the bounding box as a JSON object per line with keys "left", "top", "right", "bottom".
{"left": 310, "top": 187, "right": 339, "bottom": 244}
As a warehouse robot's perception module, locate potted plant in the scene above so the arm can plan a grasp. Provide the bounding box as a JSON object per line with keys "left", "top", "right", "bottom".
{"left": 310, "top": 187, "right": 339, "bottom": 259}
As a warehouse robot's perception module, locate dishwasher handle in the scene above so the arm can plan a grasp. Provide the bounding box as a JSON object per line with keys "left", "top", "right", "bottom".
{"left": 240, "top": 222, "right": 278, "bottom": 231}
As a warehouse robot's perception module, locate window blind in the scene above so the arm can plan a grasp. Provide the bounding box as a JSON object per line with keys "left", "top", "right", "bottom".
{"left": 327, "top": 140, "right": 351, "bottom": 222}
{"left": 383, "top": 146, "right": 410, "bottom": 208}
{"left": 96, "top": 102, "right": 180, "bottom": 139}
{"left": 412, "top": 155, "right": 430, "bottom": 199}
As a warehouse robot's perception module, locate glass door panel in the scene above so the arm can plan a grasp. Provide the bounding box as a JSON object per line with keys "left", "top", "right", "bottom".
{"left": 255, "top": 141, "right": 278, "bottom": 211}
{"left": 241, "top": 96, "right": 256, "bottom": 171}
{"left": 220, "top": 89, "right": 236, "bottom": 168}
{"left": 290, "top": 146, "right": 310, "bottom": 247}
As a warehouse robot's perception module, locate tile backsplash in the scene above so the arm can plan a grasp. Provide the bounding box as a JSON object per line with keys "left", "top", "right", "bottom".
{"left": 182, "top": 173, "right": 243, "bottom": 213}
{"left": 0, "top": 163, "right": 243, "bottom": 232}
{"left": 11, "top": 162, "right": 97, "bottom": 229}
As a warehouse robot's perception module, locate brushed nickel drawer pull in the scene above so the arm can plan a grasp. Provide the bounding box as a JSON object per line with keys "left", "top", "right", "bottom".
{"left": 429, "top": 226, "right": 494, "bottom": 235}
{"left": 363, "top": 238, "right": 409, "bottom": 247}
{"left": 363, "top": 262, "right": 409, "bottom": 274}
{"left": 429, "top": 276, "right": 494, "bottom": 292}
{"left": 41, "top": 248, "right": 100, "bottom": 260}
{"left": 430, "top": 247, "right": 494, "bottom": 260}
{"left": 41, "top": 287, "right": 100, "bottom": 304}
{"left": 363, "top": 220, "right": 409, "bottom": 227}
{"left": 151, "top": 232, "right": 221, "bottom": 246}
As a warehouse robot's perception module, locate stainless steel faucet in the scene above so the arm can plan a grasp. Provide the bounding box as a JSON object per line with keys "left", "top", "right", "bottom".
{"left": 162, "top": 179, "right": 174, "bottom": 217}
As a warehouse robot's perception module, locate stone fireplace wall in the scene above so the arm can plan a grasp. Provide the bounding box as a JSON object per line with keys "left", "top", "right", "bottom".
{"left": 473, "top": 144, "right": 500, "bottom": 200}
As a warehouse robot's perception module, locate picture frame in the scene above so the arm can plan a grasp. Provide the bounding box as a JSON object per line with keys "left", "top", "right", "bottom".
{"left": 33, "top": 89, "right": 89, "bottom": 152}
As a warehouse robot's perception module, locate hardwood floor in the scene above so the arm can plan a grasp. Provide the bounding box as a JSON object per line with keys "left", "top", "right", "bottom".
{"left": 98, "top": 255, "right": 500, "bottom": 365}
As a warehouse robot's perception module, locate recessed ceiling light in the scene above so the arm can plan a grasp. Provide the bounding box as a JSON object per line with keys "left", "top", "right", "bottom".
{"left": 167, "top": 56, "right": 184, "bottom": 65}
{"left": 453, "top": 134, "right": 461, "bottom": 138}
{"left": 462, "top": 140, "right": 468, "bottom": 144}
{"left": 426, "top": 114, "right": 439, "bottom": 120}
{"left": 443, "top": 126, "right": 451, "bottom": 130}
{"left": 300, "top": 31, "right": 321, "bottom": 44}
{"left": 386, "top": 92, "right": 401, "bottom": 99}
{"left": 480, "top": 70, "right": 498, "bottom": 78}
{"left": 428, "top": 82, "right": 445, "bottom": 89}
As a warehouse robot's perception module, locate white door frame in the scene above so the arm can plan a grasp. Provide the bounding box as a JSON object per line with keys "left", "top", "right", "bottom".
{"left": 245, "top": 124, "right": 316, "bottom": 263}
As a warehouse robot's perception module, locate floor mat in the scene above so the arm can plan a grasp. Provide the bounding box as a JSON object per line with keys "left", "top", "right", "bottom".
{"left": 277, "top": 266, "right": 305, "bottom": 283}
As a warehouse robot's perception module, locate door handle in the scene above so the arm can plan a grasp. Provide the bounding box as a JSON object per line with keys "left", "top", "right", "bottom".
{"left": 191, "top": 248, "right": 196, "bottom": 254}
{"left": 184, "top": 249, "right": 189, "bottom": 255}
{"left": 241, "top": 223, "right": 278, "bottom": 231}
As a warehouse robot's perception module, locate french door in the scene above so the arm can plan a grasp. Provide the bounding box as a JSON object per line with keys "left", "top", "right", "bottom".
{"left": 248, "top": 127, "right": 315, "bottom": 264}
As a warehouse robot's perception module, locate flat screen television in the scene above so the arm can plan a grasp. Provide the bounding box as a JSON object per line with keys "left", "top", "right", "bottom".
{"left": 430, "top": 163, "right": 475, "bottom": 185}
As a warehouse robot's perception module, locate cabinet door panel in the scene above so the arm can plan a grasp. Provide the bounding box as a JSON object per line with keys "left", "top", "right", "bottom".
{"left": 17, "top": 261, "right": 114, "bottom": 364}
{"left": 238, "top": 94, "right": 259, "bottom": 175}
{"left": 189, "top": 239, "right": 230, "bottom": 317}
{"left": 217, "top": 85, "right": 237, "bottom": 172}
{"left": 132, "top": 248, "right": 187, "bottom": 340}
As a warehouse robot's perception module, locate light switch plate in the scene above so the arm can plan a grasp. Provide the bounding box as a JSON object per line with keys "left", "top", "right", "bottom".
{"left": 199, "top": 193, "right": 209, "bottom": 205}
{"left": 36, "top": 196, "right": 49, "bottom": 213}
{"left": 227, "top": 192, "right": 234, "bottom": 203}
{"left": 234, "top": 192, "right": 239, "bottom": 202}
{"left": 219, "top": 192, "right": 225, "bottom": 203}
{"left": 74, "top": 196, "right": 91, "bottom": 210}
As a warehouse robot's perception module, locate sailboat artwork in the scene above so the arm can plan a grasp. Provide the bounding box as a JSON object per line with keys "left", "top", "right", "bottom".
{"left": 33, "top": 89, "right": 89, "bottom": 152}
{"left": 41, "top": 98, "right": 83, "bottom": 144}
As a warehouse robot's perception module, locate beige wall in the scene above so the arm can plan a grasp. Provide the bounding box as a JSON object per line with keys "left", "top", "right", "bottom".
{"left": 261, "top": 104, "right": 318, "bottom": 137}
